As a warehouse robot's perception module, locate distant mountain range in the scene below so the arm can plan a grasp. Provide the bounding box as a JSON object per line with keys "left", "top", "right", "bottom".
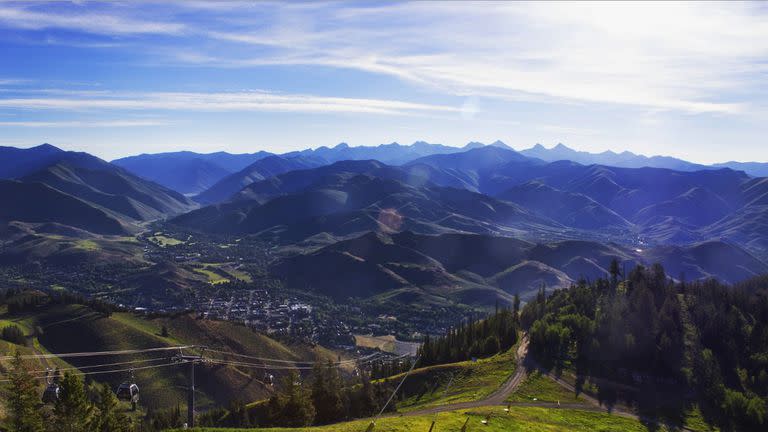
{"left": 194, "top": 155, "right": 325, "bottom": 205}
{"left": 520, "top": 142, "right": 768, "bottom": 177}
{"left": 112, "top": 150, "right": 274, "bottom": 194}
{"left": 1, "top": 141, "right": 766, "bottom": 301}
{"left": 106, "top": 141, "right": 767, "bottom": 200}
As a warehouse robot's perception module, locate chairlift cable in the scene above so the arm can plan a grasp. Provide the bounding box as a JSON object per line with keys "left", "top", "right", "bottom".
{"left": 0, "top": 345, "right": 196, "bottom": 361}
{"left": 0, "top": 361, "right": 187, "bottom": 383}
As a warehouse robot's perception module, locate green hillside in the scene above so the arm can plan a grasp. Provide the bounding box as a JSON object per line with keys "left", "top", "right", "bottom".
{"left": 392, "top": 347, "right": 517, "bottom": 411}
{"left": 0, "top": 299, "right": 335, "bottom": 414}
{"left": 184, "top": 405, "right": 661, "bottom": 432}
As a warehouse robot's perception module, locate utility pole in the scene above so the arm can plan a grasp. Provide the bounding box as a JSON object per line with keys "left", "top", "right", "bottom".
{"left": 188, "top": 360, "right": 195, "bottom": 428}
{"left": 173, "top": 350, "right": 206, "bottom": 428}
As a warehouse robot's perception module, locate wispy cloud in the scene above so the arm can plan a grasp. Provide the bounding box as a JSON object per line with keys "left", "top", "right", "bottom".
{"left": 0, "top": 120, "right": 169, "bottom": 128}
{"left": 0, "top": 3, "right": 185, "bottom": 35}
{"left": 0, "top": 90, "right": 459, "bottom": 115}
{"left": 1, "top": 1, "right": 766, "bottom": 117}
{"left": 194, "top": 2, "right": 768, "bottom": 114}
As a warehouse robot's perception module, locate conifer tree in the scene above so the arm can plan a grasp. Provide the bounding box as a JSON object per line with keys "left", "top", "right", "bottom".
{"left": 7, "top": 351, "right": 44, "bottom": 432}
{"left": 277, "top": 372, "right": 315, "bottom": 427}
{"left": 53, "top": 372, "right": 93, "bottom": 432}
{"left": 91, "top": 383, "right": 129, "bottom": 432}
{"left": 311, "top": 361, "right": 344, "bottom": 424}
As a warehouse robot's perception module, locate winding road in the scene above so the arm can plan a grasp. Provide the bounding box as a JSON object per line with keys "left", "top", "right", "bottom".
{"left": 397, "top": 335, "right": 693, "bottom": 431}
{"left": 398, "top": 336, "right": 530, "bottom": 417}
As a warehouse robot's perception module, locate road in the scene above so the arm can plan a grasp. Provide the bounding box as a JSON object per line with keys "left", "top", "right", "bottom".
{"left": 398, "top": 336, "right": 529, "bottom": 417}
{"left": 397, "top": 334, "right": 693, "bottom": 431}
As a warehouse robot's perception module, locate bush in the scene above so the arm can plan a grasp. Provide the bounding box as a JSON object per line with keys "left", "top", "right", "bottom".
{"left": 1, "top": 325, "right": 27, "bottom": 346}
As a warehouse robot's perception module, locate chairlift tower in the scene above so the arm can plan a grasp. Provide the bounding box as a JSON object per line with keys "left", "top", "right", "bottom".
{"left": 173, "top": 349, "right": 207, "bottom": 428}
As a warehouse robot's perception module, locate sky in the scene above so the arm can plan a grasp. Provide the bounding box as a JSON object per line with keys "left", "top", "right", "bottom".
{"left": 0, "top": 1, "right": 766, "bottom": 163}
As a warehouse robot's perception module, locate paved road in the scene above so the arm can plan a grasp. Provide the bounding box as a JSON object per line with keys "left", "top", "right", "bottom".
{"left": 395, "top": 334, "right": 694, "bottom": 431}
{"left": 398, "top": 336, "right": 529, "bottom": 417}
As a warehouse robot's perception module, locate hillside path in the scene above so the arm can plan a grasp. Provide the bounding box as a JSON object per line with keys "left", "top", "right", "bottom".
{"left": 397, "top": 336, "right": 529, "bottom": 417}
{"left": 396, "top": 335, "right": 694, "bottom": 431}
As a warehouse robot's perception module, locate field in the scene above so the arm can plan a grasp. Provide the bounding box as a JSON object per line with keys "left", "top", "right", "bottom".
{"left": 184, "top": 405, "right": 664, "bottom": 431}
{"left": 507, "top": 370, "right": 588, "bottom": 405}
{"left": 392, "top": 347, "right": 516, "bottom": 411}
{"left": 354, "top": 335, "right": 419, "bottom": 356}
{"left": 193, "top": 263, "right": 253, "bottom": 284}
{"left": 148, "top": 233, "right": 185, "bottom": 247}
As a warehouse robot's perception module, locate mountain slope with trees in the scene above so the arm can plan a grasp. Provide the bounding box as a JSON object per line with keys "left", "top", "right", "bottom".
{"left": 521, "top": 264, "right": 768, "bottom": 431}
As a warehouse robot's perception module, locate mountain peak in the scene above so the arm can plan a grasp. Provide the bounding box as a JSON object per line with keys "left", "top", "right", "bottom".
{"left": 464, "top": 141, "right": 485, "bottom": 149}
{"left": 532, "top": 143, "right": 546, "bottom": 150}
{"left": 32, "top": 143, "right": 63, "bottom": 153}
{"left": 490, "top": 140, "right": 512, "bottom": 149}
{"left": 553, "top": 143, "right": 571, "bottom": 151}
{"left": 334, "top": 142, "right": 349, "bottom": 149}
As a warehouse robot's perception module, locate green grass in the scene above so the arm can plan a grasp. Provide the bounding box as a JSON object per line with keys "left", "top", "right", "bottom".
{"left": 392, "top": 347, "right": 517, "bottom": 411}
{"left": 184, "top": 406, "right": 665, "bottom": 432}
{"left": 193, "top": 263, "right": 253, "bottom": 284}
{"left": 73, "top": 239, "right": 100, "bottom": 250}
{"left": 508, "top": 370, "right": 587, "bottom": 405}
{"left": 201, "top": 263, "right": 253, "bottom": 283}
{"left": 193, "top": 267, "right": 231, "bottom": 284}
{"left": 148, "top": 234, "right": 184, "bottom": 247}
{"left": 682, "top": 406, "right": 720, "bottom": 432}
{"left": 0, "top": 303, "right": 335, "bottom": 413}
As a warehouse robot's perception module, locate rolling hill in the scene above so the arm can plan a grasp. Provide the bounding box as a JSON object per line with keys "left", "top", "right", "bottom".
{"left": 23, "top": 160, "right": 196, "bottom": 222}
{"left": 0, "top": 180, "right": 128, "bottom": 235}
{"left": 0, "top": 296, "right": 336, "bottom": 413}
{"left": 268, "top": 230, "right": 766, "bottom": 304}
{"left": 174, "top": 172, "right": 562, "bottom": 244}
{"left": 0, "top": 146, "right": 201, "bottom": 268}
{"left": 498, "top": 181, "right": 632, "bottom": 230}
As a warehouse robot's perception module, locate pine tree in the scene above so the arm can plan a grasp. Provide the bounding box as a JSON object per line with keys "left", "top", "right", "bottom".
{"left": 53, "top": 372, "right": 94, "bottom": 432}
{"left": 513, "top": 293, "right": 521, "bottom": 322}
{"left": 609, "top": 258, "right": 621, "bottom": 288}
{"left": 7, "top": 351, "right": 44, "bottom": 432}
{"left": 277, "top": 372, "right": 315, "bottom": 427}
{"left": 90, "top": 383, "right": 129, "bottom": 432}
{"left": 311, "top": 361, "right": 345, "bottom": 424}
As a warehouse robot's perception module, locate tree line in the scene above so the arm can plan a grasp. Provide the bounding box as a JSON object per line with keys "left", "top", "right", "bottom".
{"left": 198, "top": 361, "right": 397, "bottom": 428}
{"left": 418, "top": 299, "right": 520, "bottom": 366}
{"left": 5, "top": 352, "right": 135, "bottom": 432}
{"left": 522, "top": 262, "right": 767, "bottom": 431}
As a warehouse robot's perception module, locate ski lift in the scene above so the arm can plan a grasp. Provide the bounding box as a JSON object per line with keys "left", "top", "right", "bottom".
{"left": 41, "top": 368, "right": 60, "bottom": 404}
{"left": 116, "top": 369, "right": 140, "bottom": 411}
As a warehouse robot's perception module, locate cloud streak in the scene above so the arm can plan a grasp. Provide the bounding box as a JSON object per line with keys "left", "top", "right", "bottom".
{"left": 196, "top": 2, "right": 767, "bottom": 114}
{"left": 0, "top": 3, "right": 185, "bottom": 35}
{"left": 0, "top": 90, "right": 460, "bottom": 115}
{"left": 0, "top": 120, "right": 169, "bottom": 128}
{"left": 2, "top": 2, "right": 764, "bottom": 115}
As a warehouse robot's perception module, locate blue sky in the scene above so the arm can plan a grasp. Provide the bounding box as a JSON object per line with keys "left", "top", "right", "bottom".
{"left": 0, "top": 1, "right": 766, "bottom": 163}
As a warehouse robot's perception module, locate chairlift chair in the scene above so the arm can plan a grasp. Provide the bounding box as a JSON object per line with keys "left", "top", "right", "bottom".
{"left": 41, "top": 368, "right": 60, "bottom": 404}
{"left": 41, "top": 383, "right": 60, "bottom": 404}
{"left": 116, "top": 369, "right": 140, "bottom": 410}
